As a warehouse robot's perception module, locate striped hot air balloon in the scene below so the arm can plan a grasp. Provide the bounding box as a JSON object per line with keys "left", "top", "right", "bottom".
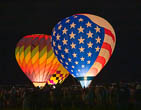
{"left": 51, "top": 13, "right": 116, "bottom": 88}
{"left": 15, "top": 34, "right": 61, "bottom": 88}
{"left": 47, "top": 64, "right": 69, "bottom": 85}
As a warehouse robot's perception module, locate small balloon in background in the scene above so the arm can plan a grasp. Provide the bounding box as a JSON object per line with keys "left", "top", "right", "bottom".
{"left": 15, "top": 34, "right": 60, "bottom": 88}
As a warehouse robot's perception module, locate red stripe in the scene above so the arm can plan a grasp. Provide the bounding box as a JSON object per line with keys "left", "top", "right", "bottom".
{"left": 101, "top": 42, "right": 112, "bottom": 56}
{"left": 24, "top": 35, "right": 32, "bottom": 38}
{"left": 95, "top": 56, "right": 106, "bottom": 68}
{"left": 104, "top": 28, "right": 115, "bottom": 42}
{"left": 24, "top": 34, "right": 51, "bottom": 39}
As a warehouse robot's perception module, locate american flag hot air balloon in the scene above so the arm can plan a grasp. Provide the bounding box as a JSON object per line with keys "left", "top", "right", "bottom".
{"left": 15, "top": 34, "right": 61, "bottom": 88}
{"left": 51, "top": 13, "right": 116, "bottom": 88}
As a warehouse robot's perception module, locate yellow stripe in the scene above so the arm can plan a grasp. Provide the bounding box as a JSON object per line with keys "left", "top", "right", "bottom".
{"left": 32, "top": 52, "right": 39, "bottom": 64}
{"left": 104, "top": 34, "right": 115, "bottom": 52}
{"left": 54, "top": 80, "right": 58, "bottom": 84}
{"left": 20, "top": 52, "right": 24, "bottom": 63}
{"left": 39, "top": 52, "right": 47, "bottom": 64}
{"left": 16, "top": 52, "right": 20, "bottom": 64}
{"left": 46, "top": 54, "right": 55, "bottom": 64}
{"left": 25, "top": 52, "right": 31, "bottom": 64}
{"left": 52, "top": 58, "right": 59, "bottom": 65}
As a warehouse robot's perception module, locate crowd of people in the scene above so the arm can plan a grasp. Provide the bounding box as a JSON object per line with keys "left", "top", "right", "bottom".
{"left": 0, "top": 82, "right": 141, "bottom": 110}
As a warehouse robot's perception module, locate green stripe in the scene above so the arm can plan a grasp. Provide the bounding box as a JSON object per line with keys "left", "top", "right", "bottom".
{"left": 39, "top": 46, "right": 47, "bottom": 58}
{"left": 19, "top": 46, "right": 24, "bottom": 56}
{"left": 15, "top": 47, "right": 19, "bottom": 56}
{"left": 32, "top": 46, "right": 39, "bottom": 57}
{"left": 47, "top": 50, "right": 53, "bottom": 58}
{"left": 24, "top": 46, "right": 31, "bottom": 57}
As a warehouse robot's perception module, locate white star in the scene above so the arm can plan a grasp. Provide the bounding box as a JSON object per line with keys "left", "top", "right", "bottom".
{"left": 78, "top": 26, "right": 84, "bottom": 33}
{"left": 65, "top": 66, "right": 68, "bottom": 69}
{"left": 65, "top": 62, "right": 68, "bottom": 65}
{"left": 62, "top": 38, "right": 68, "bottom": 45}
{"left": 55, "top": 50, "right": 58, "bottom": 54}
{"left": 58, "top": 25, "right": 62, "bottom": 30}
{"left": 53, "top": 41, "right": 56, "bottom": 46}
{"left": 72, "top": 53, "right": 77, "bottom": 58}
{"left": 95, "top": 46, "right": 100, "bottom": 52}
{"left": 66, "top": 19, "right": 70, "bottom": 23}
{"left": 72, "top": 66, "right": 75, "bottom": 68}
{"left": 78, "top": 37, "right": 85, "bottom": 44}
{"left": 75, "top": 61, "right": 78, "bottom": 64}
{"left": 68, "top": 58, "right": 72, "bottom": 62}
{"left": 53, "top": 30, "right": 56, "bottom": 36}
{"left": 61, "top": 54, "right": 65, "bottom": 59}
{"left": 78, "top": 69, "right": 80, "bottom": 72}
{"left": 58, "top": 44, "right": 61, "bottom": 50}
{"left": 64, "top": 48, "right": 69, "bottom": 53}
{"left": 95, "top": 26, "right": 101, "bottom": 33}
{"left": 87, "top": 52, "right": 92, "bottom": 57}
{"left": 69, "top": 32, "right": 76, "bottom": 39}
{"left": 70, "top": 42, "right": 76, "bottom": 49}
{"left": 79, "top": 18, "right": 83, "bottom": 22}
{"left": 87, "top": 60, "right": 91, "bottom": 64}
{"left": 70, "top": 22, "right": 76, "bottom": 28}
{"left": 87, "top": 31, "right": 93, "bottom": 38}
{"left": 82, "top": 65, "right": 85, "bottom": 68}
{"left": 60, "top": 59, "right": 63, "bottom": 63}
{"left": 73, "top": 15, "right": 78, "bottom": 18}
{"left": 80, "top": 57, "right": 85, "bottom": 61}
{"left": 87, "top": 41, "right": 93, "bottom": 48}
{"left": 96, "top": 36, "right": 101, "bottom": 43}
{"left": 71, "top": 70, "right": 73, "bottom": 72}
{"left": 86, "top": 21, "right": 92, "bottom": 27}
{"left": 79, "top": 46, "right": 85, "bottom": 52}
{"left": 62, "top": 28, "right": 68, "bottom": 34}
{"left": 56, "top": 34, "right": 60, "bottom": 40}
{"left": 58, "top": 21, "right": 61, "bottom": 24}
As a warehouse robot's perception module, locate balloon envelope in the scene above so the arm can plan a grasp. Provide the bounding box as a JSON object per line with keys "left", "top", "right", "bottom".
{"left": 15, "top": 34, "right": 60, "bottom": 88}
{"left": 51, "top": 14, "right": 116, "bottom": 88}
{"left": 47, "top": 64, "right": 69, "bottom": 85}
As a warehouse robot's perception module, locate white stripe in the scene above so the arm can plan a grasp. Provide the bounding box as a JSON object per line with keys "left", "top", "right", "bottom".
{"left": 86, "top": 62, "right": 102, "bottom": 77}
{"left": 93, "top": 62, "right": 102, "bottom": 73}
{"left": 104, "top": 34, "right": 115, "bottom": 53}
{"left": 99, "top": 48, "right": 110, "bottom": 63}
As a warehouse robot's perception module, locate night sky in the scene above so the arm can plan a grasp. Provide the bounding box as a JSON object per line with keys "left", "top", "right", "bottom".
{"left": 0, "top": 0, "right": 141, "bottom": 85}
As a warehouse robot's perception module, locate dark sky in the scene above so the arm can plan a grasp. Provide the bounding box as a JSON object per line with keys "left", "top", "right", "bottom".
{"left": 0, "top": 0, "right": 141, "bottom": 85}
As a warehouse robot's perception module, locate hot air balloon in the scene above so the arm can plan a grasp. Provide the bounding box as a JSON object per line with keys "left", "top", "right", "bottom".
{"left": 47, "top": 64, "right": 69, "bottom": 85}
{"left": 15, "top": 34, "right": 61, "bottom": 88}
{"left": 51, "top": 13, "right": 116, "bottom": 88}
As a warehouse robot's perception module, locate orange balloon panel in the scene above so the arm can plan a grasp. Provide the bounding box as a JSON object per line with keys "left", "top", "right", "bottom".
{"left": 15, "top": 34, "right": 60, "bottom": 86}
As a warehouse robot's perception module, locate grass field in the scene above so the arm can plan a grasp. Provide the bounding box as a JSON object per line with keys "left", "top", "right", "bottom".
{"left": 2, "top": 105, "right": 116, "bottom": 110}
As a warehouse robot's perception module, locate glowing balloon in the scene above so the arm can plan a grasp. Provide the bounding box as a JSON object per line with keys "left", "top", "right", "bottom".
{"left": 51, "top": 13, "right": 116, "bottom": 88}
{"left": 15, "top": 34, "right": 60, "bottom": 88}
{"left": 47, "top": 64, "right": 69, "bottom": 85}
